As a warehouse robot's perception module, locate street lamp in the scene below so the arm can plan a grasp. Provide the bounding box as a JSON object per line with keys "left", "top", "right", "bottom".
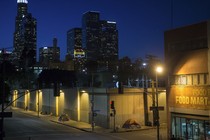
{"left": 155, "top": 66, "right": 163, "bottom": 140}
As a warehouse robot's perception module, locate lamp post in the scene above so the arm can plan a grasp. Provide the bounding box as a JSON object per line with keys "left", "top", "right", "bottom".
{"left": 155, "top": 66, "right": 163, "bottom": 140}
{"left": 37, "top": 90, "right": 40, "bottom": 117}
{"left": 142, "top": 63, "right": 149, "bottom": 126}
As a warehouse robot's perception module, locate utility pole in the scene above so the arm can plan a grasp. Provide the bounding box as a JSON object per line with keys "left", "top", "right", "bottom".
{"left": 143, "top": 74, "right": 149, "bottom": 126}
{"left": 0, "top": 48, "right": 6, "bottom": 139}
{"left": 91, "top": 73, "right": 94, "bottom": 132}
{"left": 37, "top": 90, "right": 39, "bottom": 117}
{"left": 156, "top": 73, "right": 160, "bottom": 140}
{"left": 151, "top": 80, "right": 156, "bottom": 125}
{"left": 110, "top": 101, "right": 116, "bottom": 132}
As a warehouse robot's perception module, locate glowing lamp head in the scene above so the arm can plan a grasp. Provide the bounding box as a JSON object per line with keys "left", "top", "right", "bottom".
{"left": 156, "top": 66, "right": 163, "bottom": 73}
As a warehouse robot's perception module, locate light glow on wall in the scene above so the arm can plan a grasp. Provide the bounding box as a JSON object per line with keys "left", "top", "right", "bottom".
{"left": 13, "top": 90, "right": 18, "bottom": 107}
{"left": 77, "top": 90, "right": 81, "bottom": 121}
{"left": 56, "top": 96, "right": 59, "bottom": 116}
{"left": 36, "top": 90, "right": 42, "bottom": 112}
{"left": 59, "top": 90, "right": 65, "bottom": 115}
{"left": 24, "top": 90, "right": 30, "bottom": 110}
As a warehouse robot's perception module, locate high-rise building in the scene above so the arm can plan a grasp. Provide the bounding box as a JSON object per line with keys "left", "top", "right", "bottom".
{"left": 67, "top": 28, "right": 83, "bottom": 57}
{"left": 13, "top": 0, "right": 37, "bottom": 69}
{"left": 39, "top": 38, "right": 60, "bottom": 65}
{"left": 99, "top": 20, "right": 118, "bottom": 72}
{"left": 82, "top": 11, "right": 118, "bottom": 72}
{"left": 67, "top": 28, "right": 85, "bottom": 72}
{"left": 82, "top": 11, "right": 101, "bottom": 62}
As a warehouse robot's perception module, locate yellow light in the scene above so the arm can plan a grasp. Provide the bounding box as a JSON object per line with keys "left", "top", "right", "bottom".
{"left": 156, "top": 66, "right": 163, "bottom": 73}
{"left": 56, "top": 96, "right": 59, "bottom": 116}
{"left": 13, "top": 90, "right": 18, "bottom": 107}
{"left": 36, "top": 90, "right": 43, "bottom": 112}
{"left": 77, "top": 90, "right": 80, "bottom": 121}
{"left": 81, "top": 90, "right": 86, "bottom": 93}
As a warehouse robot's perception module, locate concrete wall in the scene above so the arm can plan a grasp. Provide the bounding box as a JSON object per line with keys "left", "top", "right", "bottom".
{"left": 109, "top": 93, "right": 144, "bottom": 128}
{"left": 62, "top": 88, "right": 78, "bottom": 120}
{"left": 12, "top": 87, "right": 166, "bottom": 129}
{"left": 91, "top": 94, "right": 109, "bottom": 128}
{"left": 14, "top": 88, "right": 79, "bottom": 118}
{"left": 148, "top": 91, "right": 167, "bottom": 124}
{"left": 41, "top": 89, "right": 55, "bottom": 115}
{"left": 108, "top": 88, "right": 167, "bottom": 129}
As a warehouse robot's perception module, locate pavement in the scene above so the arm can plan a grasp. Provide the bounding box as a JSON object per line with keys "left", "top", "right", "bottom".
{"left": 10, "top": 107, "right": 166, "bottom": 133}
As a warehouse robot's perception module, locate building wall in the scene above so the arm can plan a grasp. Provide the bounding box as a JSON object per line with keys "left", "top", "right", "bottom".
{"left": 109, "top": 90, "right": 167, "bottom": 129}
{"left": 12, "top": 87, "right": 166, "bottom": 129}
{"left": 62, "top": 88, "right": 78, "bottom": 120}
{"left": 165, "top": 21, "right": 210, "bottom": 139}
{"left": 109, "top": 93, "right": 144, "bottom": 128}
{"left": 91, "top": 93, "right": 109, "bottom": 128}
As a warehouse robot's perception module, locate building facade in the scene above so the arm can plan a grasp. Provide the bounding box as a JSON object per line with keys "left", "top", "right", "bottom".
{"left": 82, "top": 11, "right": 101, "bottom": 61}
{"left": 165, "top": 21, "right": 210, "bottom": 140}
{"left": 82, "top": 11, "right": 118, "bottom": 73}
{"left": 67, "top": 28, "right": 85, "bottom": 72}
{"left": 39, "top": 38, "right": 60, "bottom": 65}
{"left": 67, "top": 28, "right": 83, "bottom": 57}
{"left": 99, "top": 20, "right": 118, "bottom": 72}
{"left": 13, "top": 0, "right": 37, "bottom": 69}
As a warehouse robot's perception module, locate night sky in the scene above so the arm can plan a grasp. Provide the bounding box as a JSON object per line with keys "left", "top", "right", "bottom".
{"left": 1, "top": 0, "right": 210, "bottom": 61}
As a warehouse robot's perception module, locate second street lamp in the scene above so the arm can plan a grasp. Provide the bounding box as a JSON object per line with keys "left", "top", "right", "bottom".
{"left": 155, "top": 66, "right": 163, "bottom": 140}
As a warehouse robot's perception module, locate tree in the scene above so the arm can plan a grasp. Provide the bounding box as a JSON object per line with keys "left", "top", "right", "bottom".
{"left": 145, "top": 54, "right": 162, "bottom": 79}
{"left": 0, "top": 80, "right": 11, "bottom": 104}
{"left": 117, "top": 55, "right": 164, "bottom": 87}
{"left": 118, "top": 56, "right": 133, "bottom": 84}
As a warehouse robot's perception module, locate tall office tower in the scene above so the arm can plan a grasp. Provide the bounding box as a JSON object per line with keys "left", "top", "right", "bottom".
{"left": 82, "top": 11, "right": 118, "bottom": 72}
{"left": 67, "top": 28, "right": 83, "bottom": 57}
{"left": 99, "top": 20, "right": 118, "bottom": 72}
{"left": 67, "top": 28, "right": 85, "bottom": 72}
{"left": 82, "top": 11, "right": 101, "bottom": 62}
{"left": 13, "top": 0, "right": 37, "bottom": 70}
{"left": 39, "top": 38, "right": 60, "bottom": 65}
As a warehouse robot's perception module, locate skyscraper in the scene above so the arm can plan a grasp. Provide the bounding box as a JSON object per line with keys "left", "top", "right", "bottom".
{"left": 99, "top": 20, "right": 118, "bottom": 72}
{"left": 13, "top": 0, "right": 37, "bottom": 70}
{"left": 82, "top": 11, "right": 118, "bottom": 72}
{"left": 67, "top": 28, "right": 83, "bottom": 58}
{"left": 82, "top": 11, "right": 101, "bottom": 62}
{"left": 39, "top": 38, "right": 60, "bottom": 65}
{"left": 67, "top": 28, "right": 85, "bottom": 72}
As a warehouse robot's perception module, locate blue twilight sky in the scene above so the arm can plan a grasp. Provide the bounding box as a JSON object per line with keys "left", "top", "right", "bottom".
{"left": 1, "top": 0, "right": 210, "bottom": 61}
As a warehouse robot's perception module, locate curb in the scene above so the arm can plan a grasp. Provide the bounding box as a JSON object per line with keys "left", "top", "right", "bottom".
{"left": 50, "top": 120, "right": 92, "bottom": 133}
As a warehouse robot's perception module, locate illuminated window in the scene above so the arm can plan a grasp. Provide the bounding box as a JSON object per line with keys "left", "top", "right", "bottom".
{"left": 187, "top": 75, "right": 192, "bottom": 85}
{"left": 192, "top": 75, "right": 198, "bottom": 85}
{"left": 180, "top": 75, "right": 187, "bottom": 85}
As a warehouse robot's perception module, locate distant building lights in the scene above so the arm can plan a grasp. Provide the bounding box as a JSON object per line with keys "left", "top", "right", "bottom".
{"left": 142, "top": 63, "right": 147, "bottom": 66}
{"left": 107, "top": 21, "right": 116, "bottom": 24}
{"left": 17, "top": 0, "right": 28, "bottom": 4}
{"left": 43, "top": 47, "right": 48, "bottom": 49}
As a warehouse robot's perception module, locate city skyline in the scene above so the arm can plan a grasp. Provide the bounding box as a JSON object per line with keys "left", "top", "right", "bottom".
{"left": 1, "top": 0, "right": 210, "bottom": 60}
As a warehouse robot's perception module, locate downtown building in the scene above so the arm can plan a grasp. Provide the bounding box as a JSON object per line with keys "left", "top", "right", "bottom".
{"left": 165, "top": 21, "right": 210, "bottom": 140}
{"left": 39, "top": 38, "right": 60, "bottom": 65}
{"left": 82, "top": 11, "right": 118, "bottom": 73}
{"left": 13, "top": 0, "right": 37, "bottom": 70}
{"left": 67, "top": 28, "right": 85, "bottom": 72}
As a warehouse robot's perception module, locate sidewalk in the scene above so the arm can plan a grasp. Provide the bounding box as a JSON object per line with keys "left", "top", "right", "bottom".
{"left": 11, "top": 107, "right": 162, "bottom": 133}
